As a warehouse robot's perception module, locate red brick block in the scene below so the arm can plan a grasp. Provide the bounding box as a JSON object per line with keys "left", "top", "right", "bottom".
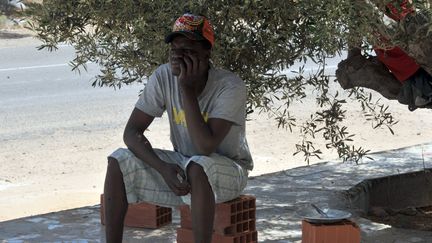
{"left": 100, "top": 194, "right": 172, "bottom": 228}
{"left": 176, "top": 228, "right": 258, "bottom": 243}
{"left": 302, "top": 220, "right": 361, "bottom": 243}
{"left": 179, "top": 195, "right": 256, "bottom": 234}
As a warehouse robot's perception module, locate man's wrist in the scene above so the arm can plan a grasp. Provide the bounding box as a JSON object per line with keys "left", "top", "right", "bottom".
{"left": 154, "top": 159, "right": 168, "bottom": 174}
{"left": 179, "top": 84, "right": 196, "bottom": 96}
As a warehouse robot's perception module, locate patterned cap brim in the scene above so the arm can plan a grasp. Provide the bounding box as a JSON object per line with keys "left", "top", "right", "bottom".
{"left": 165, "top": 31, "right": 205, "bottom": 44}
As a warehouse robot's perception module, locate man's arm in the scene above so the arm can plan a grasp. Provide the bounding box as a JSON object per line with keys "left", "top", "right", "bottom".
{"left": 178, "top": 52, "right": 234, "bottom": 155}
{"left": 181, "top": 87, "right": 233, "bottom": 155}
{"left": 123, "top": 108, "right": 162, "bottom": 170}
{"left": 123, "top": 108, "right": 190, "bottom": 195}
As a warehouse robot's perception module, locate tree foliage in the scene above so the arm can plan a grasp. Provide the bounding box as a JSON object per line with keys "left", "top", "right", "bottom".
{"left": 24, "top": 0, "right": 432, "bottom": 163}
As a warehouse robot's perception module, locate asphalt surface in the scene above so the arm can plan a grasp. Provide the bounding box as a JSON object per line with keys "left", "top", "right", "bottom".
{"left": 0, "top": 44, "right": 142, "bottom": 142}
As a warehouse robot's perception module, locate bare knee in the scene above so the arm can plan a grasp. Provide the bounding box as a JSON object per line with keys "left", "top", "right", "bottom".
{"left": 104, "top": 157, "right": 127, "bottom": 200}
{"left": 105, "top": 157, "right": 126, "bottom": 189}
{"left": 187, "top": 162, "right": 208, "bottom": 184}
{"left": 107, "top": 157, "right": 121, "bottom": 174}
{"left": 108, "top": 156, "right": 119, "bottom": 165}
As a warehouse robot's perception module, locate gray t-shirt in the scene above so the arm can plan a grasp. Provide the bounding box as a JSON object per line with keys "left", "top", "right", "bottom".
{"left": 135, "top": 63, "right": 253, "bottom": 171}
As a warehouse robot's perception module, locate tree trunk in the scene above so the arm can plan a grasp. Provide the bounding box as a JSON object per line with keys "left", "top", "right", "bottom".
{"left": 398, "top": 12, "right": 432, "bottom": 76}
{"left": 336, "top": 11, "right": 432, "bottom": 100}
{"left": 336, "top": 50, "right": 402, "bottom": 100}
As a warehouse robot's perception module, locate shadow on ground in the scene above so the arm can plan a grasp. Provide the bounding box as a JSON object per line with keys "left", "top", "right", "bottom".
{"left": 1, "top": 143, "right": 432, "bottom": 242}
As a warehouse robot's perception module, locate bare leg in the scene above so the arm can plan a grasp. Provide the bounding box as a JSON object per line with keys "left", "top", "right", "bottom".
{"left": 104, "top": 157, "right": 128, "bottom": 243}
{"left": 187, "top": 162, "right": 215, "bottom": 243}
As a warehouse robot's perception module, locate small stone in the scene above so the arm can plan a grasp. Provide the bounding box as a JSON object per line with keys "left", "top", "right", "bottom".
{"left": 385, "top": 208, "right": 397, "bottom": 216}
{"left": 369, "top": 206, "right": 388, "bottom": 217}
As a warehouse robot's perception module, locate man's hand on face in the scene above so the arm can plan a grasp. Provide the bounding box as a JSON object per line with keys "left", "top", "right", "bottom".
{"left": 178, "top": 51, "right": 209, "bottom": 90}
{"left": 160, "top": 163, "right": 190, "bottom": 196}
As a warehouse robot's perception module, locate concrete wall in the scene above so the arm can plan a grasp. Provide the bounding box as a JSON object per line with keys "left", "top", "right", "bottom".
{"left": 347, "top": 169, "right": 432, "bottom": 212}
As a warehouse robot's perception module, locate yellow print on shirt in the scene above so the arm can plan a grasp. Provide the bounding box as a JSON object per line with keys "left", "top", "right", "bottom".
{"left": 172, "top": 107, "right": 208, "bottom": 127}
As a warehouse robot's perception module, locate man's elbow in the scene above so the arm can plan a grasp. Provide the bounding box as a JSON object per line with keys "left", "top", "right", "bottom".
{"left": 123, "top": 129, "right": 135, "bottom": 148}
{"left": 195, "top": 143, "right": 217, "bottom": 156}
{"left": 123, "top": 132, "right": 130, "bottom": 147}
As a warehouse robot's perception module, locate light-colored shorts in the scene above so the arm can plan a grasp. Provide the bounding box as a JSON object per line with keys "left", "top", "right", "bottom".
{"left": 108, "top": 148, "right": 248, "bottom": 207}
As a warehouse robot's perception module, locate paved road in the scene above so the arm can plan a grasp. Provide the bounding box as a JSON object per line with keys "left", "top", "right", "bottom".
{"left": 0, "top": 44, "right": 142, "bottom": 142}
{"left": 0, "top": 44, "right": 150, "bottom": 220}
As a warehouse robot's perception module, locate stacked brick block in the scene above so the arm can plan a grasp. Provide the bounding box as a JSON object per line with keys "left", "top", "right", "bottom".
{"left": 177, "top": 195, "right": 258, "bottom": 243}
{"left": 100, "top": 194, "right": 172, "bottom": 228}
{"left": 302, "top": 219, "right": 361, "bottom": 243}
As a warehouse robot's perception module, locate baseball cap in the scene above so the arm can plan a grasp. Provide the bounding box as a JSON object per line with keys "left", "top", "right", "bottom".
{"left": 165, "top": 13, "right": 215, "bottom": 48}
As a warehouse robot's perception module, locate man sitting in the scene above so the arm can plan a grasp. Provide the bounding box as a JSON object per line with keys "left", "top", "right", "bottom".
{"left": 103, "top": 13, "right": 253, "bottom": 243}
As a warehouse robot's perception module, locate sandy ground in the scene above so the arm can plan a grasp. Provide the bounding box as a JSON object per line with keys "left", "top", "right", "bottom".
{"left": 1, "top": 28, "right": 432, "bottom": 222}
